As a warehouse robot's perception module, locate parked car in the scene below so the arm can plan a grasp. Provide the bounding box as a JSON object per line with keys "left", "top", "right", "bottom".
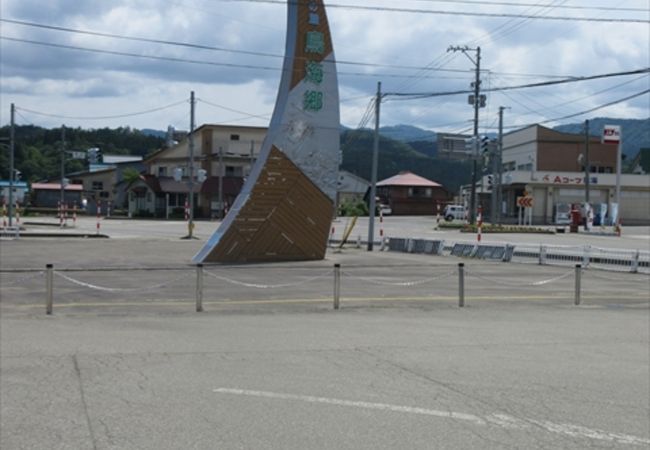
{"left": 378, "top": 204, "right": 392, "bottom": 216}
{"left": 443, "top": 204, "right": 466, "bottom": 221}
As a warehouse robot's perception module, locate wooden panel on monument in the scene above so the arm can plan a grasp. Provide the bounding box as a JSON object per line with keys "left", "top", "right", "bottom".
{"left": 193, "top": 0, "right": 340, "bottom": 264}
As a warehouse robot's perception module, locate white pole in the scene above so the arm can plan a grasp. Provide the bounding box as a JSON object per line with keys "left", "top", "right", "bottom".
{"left": 615, "top": 128, "right": 622, "bottom": 226}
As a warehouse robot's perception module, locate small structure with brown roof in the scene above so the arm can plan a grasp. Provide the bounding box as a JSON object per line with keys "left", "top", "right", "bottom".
{"left": 376, "top": 171, "right": 449, "bottom": 215}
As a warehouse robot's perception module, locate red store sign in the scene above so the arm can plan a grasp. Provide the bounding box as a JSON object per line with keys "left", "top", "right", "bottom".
{"left": 542, "top": 175, "right": 599, "bottom": 185}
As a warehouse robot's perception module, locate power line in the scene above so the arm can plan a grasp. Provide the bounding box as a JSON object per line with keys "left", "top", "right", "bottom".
{"left": 406, "top": 0, "right": 649, "bottom": 12}
{"left": 15, "top": 100, "right": 188, "bottom": 120}
{"left": 492, "top": 89, "right": 650, "bottom": 129}
{"left": 386, "top": 68, "right": 650, "bottom": 99}
{"left": 197, "top": 98, "right": 271, "bottom": 121}
{"left": 1, "top": 36, "right": 282, "bottom": 72}
{"left": 494, "top": 74, "right": 649, "bottom": 121}
{"left": 0, "top": 36, "right": 473, "bottom": 82}
{"left": 2, "top": 19, "right": 586, "bottom": 80}
{"left": 0, "top": 19, "right": 480, "bottom": 75}
{"left": 226, "top": 0, "right": 650, "bottom": 23}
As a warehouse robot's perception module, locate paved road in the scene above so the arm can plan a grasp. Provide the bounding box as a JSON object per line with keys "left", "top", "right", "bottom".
{"left": 1, "top": 219, "right": 649, "bottom": 449}
{"left": 18, "top": 215, "right": 650, "bottom": 250}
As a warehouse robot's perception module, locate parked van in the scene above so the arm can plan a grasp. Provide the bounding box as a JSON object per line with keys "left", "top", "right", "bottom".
{"left": 443, "top": 204, "right": 466, "bottom": 221}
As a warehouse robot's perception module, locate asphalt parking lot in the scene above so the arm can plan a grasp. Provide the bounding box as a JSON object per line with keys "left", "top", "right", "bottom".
{"left": 1, "top": 217, "right": 649, "bottom": 449}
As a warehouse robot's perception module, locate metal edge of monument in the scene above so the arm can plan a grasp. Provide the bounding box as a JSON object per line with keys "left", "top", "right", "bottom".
{"left": 193, "top": 0, "right": 340, "bottom": 263}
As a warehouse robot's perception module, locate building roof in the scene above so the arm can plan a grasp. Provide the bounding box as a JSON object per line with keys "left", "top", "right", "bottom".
{"left": 377, "top": 171, "right": 442, "bottom": 187}
{"left": 0, "top": 181, "right": 29, "bottom": 188}
{"left": 338, "top": 170, "right": 370, "bottom": 193}
{"left": 32, "top": 183, "right": 83, "bottom": 191}
{"left": 134, "top": 175, "right": 244, "bottom": 195}
{"left": 103, "top": 155, "right": 143, "bottom": 164}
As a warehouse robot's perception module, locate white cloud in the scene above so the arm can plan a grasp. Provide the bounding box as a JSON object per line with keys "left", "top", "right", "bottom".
{"left": 1, "top": 0, "right": 648, "bottom": 131}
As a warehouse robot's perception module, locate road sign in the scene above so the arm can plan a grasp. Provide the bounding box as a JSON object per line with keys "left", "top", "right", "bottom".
{"left": 517, "top": 196, "right": 534, "bottom": 208}
{"left": 602, "top": 125, "right": 621, "bottom": 145}
{"left": 69, "top": 151, "right": 86, "bottom": 160}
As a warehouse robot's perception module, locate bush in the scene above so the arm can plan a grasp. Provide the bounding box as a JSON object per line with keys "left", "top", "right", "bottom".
{"left": 460, "top": 224, "right": 555, "bottom": 234}
{"left": 338, "top": 200, "right": 369, "bottom": 217}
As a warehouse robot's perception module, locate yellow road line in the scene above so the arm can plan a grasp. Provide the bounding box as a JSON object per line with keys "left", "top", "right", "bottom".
{"left": 3, "top": 294, "right": 648, "bottom": 309}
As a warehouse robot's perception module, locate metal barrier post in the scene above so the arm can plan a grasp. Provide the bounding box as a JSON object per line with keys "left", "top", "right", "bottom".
{"left": 539, "top": 245, "right": 547, "bottom": 265}
{"left": 196, "top": 264, "right": 204, "bottom": 312}
{"left": 46, "top": 264, "right": 53, "bottom": 315}
{"left": 574, "top": 264, "right": 582, "bottom": 306}
{"left": 458, "top": 263, "right": 465, "bottom": 308}
{"left": 632, "top": 250, "right": 640, "bottom": 273}
{"left": 333, "top": 264, "right": 341, "bottom": 310}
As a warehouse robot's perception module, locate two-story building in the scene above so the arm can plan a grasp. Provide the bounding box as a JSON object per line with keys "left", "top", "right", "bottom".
{"left": 480, "top": 125, "right": 650, "bottom": 225}
{"left": 127, "top": 124, "right": 266, "bottom": 218}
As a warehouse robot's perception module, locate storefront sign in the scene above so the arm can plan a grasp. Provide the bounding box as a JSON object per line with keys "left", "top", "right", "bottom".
{"left": 602, "top": 125, "right": 621, "bottom": 145}
{"left": 542, "top": 175, "right": 598, "bottom": 185}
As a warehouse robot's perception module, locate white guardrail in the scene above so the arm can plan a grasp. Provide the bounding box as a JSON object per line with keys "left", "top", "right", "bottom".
{"left": 386, "top": 237, "right": 649, "bottom": 274}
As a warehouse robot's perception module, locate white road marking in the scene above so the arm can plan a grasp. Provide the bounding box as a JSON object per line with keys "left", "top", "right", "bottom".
{"left": 214, "top": 388, "right": 650, "bottom": 447}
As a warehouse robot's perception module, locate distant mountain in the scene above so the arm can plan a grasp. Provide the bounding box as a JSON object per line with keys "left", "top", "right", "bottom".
{"left": 408, "top": 140, "right": 438, "bottom": 158}
{"left": 340, "top": 129, "right": 471, "bottom": 193}
{"left": 141, "top": 128, "right": 167, "bottom": 139}
{"left": 553, "top": 118, "right": 650, "bottom": 158}
{"left": 379, "top": 125, "right": 436, "bottom": 142}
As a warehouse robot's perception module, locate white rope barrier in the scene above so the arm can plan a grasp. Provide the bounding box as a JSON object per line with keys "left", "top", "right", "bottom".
{"left": 54, "top": 271, "right": 192, "bottom": 292}
{"left": 1, "top": 271, "right": 44, "bottom": 286}
{"left": 582, "top": 271, "right": 650, "bottom": 283}
{"left": 342, "top": 270, "right": 455, "bottom": 287}
{"left": 204, "top": 270, "right": 333, "bottom": 289}
{"left": 467, "top": 270, "right": 573, "bottom": 287}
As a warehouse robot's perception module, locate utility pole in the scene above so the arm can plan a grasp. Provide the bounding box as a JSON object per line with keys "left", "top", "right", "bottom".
{"left": 367, "top": 82, "right": 381, "bottom": 251}
{"left": 249, "top": 140, "right": 255, "bottom": 176}
{"left": 187, "top": 91, "right": 196, "bottom": 238}
{"left": 584, "top": 119, "right": 590, "bottom": 204}
{"left": 8, "top": 103, "right": 15, "bottom": 226}
{"left": 218, "top": 146, "right": 224, "bottom": 219}
{"left": 448, "top": 45, "right": 482, "bottom": 224}
{"left": 61, "top": 125, "right": 66, "bottom": 208}
{"left": 615, "top": 127, "right": 622, "bottom": 225}
{"left": 496, "top": 106, "right": 508, "bottom": 225}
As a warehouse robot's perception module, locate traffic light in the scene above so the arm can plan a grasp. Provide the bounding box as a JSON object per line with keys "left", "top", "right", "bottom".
{"left": 480, "top": 136, "right": 490, "bottom": 154}
{"left": 464, "top": 137, "right": 477, "bottom": 154}
{"left": 87, "top": 148, "right": 102, "bottom": 164}
{"left": 486, "top": 174, "right": 493, "bottom": 190}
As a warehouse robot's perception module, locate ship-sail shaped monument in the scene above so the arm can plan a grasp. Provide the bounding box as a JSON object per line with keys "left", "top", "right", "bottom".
{"left": 193, "top": 0, "right": 339, "bottom": 263}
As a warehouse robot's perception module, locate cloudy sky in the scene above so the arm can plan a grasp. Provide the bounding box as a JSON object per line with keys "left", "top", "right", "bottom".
{"left": 1, "top": 0, "right": 648, "bottom": 136}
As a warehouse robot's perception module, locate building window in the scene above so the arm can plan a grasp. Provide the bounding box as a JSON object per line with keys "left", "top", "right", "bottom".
{"left": 92, "top": 181, "right": 103, "bottom": 191}
{"left": 158, "top": 166, "right": 167, "bottom": 176}
{"left": 225, "top": 166, "right": 243, "bottom": 177}
{"left": 100, "top": 191, "right": 110, "bottom": 199}
{"left": 230, "top": 134, "right": 240, "bottom": 141}
{"left": 408, "top": 187, "right": 432, "bottom": 198}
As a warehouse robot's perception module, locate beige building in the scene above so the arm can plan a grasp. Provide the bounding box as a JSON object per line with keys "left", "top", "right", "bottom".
{"left": 128, "top": 124, "right": 266, "bottom": 218}
{"left": 478, "top": 125, "right": 650, "bottom": 225}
